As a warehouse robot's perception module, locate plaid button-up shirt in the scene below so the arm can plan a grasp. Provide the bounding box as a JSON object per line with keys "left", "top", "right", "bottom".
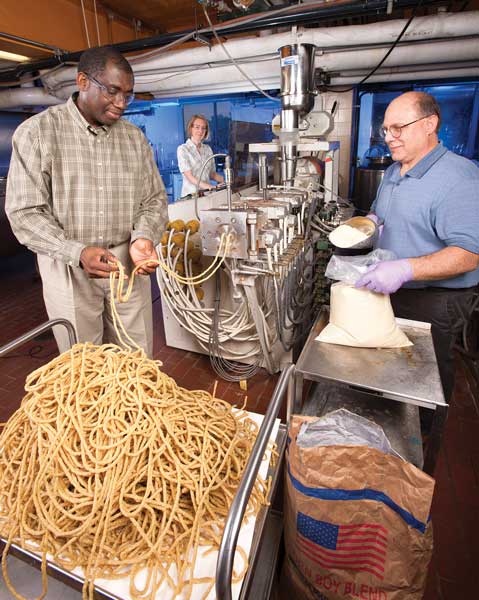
{"left": 6, "top": 94, "right": 168, "bottom": 267}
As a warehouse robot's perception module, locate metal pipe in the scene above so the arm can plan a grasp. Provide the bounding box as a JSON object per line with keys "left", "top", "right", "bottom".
{"left": 0, "top": 319, "right": 77, "bottom": 357}
{"left": 0, "top": 31, "right": 63, "bottom": 53}
{"left": 194, "top": 152, "right": 228, "bottom": 219}
{"left": 0, "top": 87, "right": 62, "bottom": 109}
{"left": 280, "top": 109, "right": 299, "bottom": 186}
{"left": 0, "top": 0, "right": 441, "bottom": 82}
{"left": 224, "top": 155, "right": 233, "bottom": 211}
{"left": 258, "top": 153, "right": 268, "bottom": 201}
{"left": 328, "top": 64, "right": 479, "bottom": 85}
{"left": 247, "top": 212, "right": 257, "bottom": 255}
{"left": 215, "top": 363, "right": 295, "bottom": 600}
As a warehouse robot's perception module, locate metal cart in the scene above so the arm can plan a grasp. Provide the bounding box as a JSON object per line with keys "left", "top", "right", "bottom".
{"left": 292, "top": 307, "right": 448, "bottom": 475}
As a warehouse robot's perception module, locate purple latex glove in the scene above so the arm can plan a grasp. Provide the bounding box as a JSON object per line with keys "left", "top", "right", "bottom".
{"left": 355, "top": 259, "right": 413, "bottom": 294}
{"left": 366, "top": 213, "right": 384, "bottom": 237}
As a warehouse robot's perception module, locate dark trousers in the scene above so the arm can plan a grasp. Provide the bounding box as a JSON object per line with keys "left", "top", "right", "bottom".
{"left": 391, "top": 286, "right": 478, "bottom": 403}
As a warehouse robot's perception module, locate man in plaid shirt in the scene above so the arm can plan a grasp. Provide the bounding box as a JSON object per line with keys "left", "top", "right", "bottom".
{"left": 6, "top": 46, "right": 168, "bottom": 356}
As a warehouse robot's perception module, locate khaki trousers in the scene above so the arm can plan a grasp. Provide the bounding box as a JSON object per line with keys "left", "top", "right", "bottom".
{"left": 37, "top": 242, "right": 153, "bottom": 356}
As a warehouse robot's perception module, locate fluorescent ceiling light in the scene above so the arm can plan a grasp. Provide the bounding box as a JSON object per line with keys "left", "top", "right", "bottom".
{"left": 0, "top": 50, "right": 29, "bottom": 62}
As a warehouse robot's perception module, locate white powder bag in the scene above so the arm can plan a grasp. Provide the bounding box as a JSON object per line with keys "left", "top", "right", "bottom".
{"left": 317, "top": 282, "right": 412, "bottom": 348}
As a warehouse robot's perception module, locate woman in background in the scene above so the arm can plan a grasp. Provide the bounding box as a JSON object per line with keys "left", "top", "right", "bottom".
{"left": 177, "top": 114, "right": 224, "bottom": 197}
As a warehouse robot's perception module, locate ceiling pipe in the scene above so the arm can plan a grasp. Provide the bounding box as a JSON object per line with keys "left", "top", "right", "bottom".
{"left": 312, "top": 38, "right": 479, "bottom": 71}
{"left": 330, "top": 67, "right": 479, "bottom": 84}
{"left": 26, "top": 60, "right": 479, "bottom": 103}
{"left": 45, "top": 36, "right": 478, "bottom": 99}
{"left": 0, "top": 12, "right": 478, "bottom": 107}
{"left": 151, "top": 64, "right": 479, "bottom": 96}
{"left": 0, "top": 31, "right": 63, "bottom": 54}
{"left": 331, "top": 60, "right": 479, "bottom": 78}
{"left": 41, "top": 11, "right": 479, "bottom": 90}
{"left": 0, "top": 87, "right": 62, "bottom": 109}
{"left": 0, "top": 0, "right": 443, "bottom": 82}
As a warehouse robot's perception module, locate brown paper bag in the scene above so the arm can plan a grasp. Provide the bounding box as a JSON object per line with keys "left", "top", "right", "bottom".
{"left": 283, "top": 416, "right": 435, "bottom": 600}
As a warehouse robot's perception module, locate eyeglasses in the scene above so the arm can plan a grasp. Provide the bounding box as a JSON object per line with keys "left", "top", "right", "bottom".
{"left": 380, "top": 114, "right": 434, "bottom": 139}
{"left": 86, "top": 74, "right": 135, "bottom": 106}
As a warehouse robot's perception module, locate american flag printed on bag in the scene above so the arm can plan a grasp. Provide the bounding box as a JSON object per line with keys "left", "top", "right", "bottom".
{"left": 296, "top": 512, "right": 388, "bottom": 580}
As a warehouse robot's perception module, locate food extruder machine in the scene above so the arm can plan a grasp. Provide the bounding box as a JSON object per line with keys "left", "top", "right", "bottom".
{"left": 158, "top": 43, "right": 346, "bottom": 382}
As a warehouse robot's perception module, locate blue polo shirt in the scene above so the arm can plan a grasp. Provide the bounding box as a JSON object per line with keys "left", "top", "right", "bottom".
{"left": 371, "top": 142, "right": 479, "bottom": 289}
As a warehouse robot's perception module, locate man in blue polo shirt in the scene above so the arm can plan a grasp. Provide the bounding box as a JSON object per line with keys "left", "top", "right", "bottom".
{"left": 356, "top": 91, "right": 479, "bottom": 402}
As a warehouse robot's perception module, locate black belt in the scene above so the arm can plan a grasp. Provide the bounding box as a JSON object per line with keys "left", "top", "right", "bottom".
{"left": 401, "top": 286, "right": 478, "bottom": 293}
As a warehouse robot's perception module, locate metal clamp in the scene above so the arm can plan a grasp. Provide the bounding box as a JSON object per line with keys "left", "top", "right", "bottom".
{"left": 0, "top": 319, "right": 77, "bottom": 357}
{"left": 215, "top": 363, "right": 295, "bottom": 600}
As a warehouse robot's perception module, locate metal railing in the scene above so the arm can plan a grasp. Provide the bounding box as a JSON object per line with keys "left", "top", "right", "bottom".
{"left": 0, "top": 319, "right": 77, "bottom": 357}
{"left": 216, "top": 363, "right": 295, "bottom": 600}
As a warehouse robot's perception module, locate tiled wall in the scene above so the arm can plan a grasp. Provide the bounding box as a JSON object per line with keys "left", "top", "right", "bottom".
{"left": 323, "top": 89, "right": 354, "bottom": 200}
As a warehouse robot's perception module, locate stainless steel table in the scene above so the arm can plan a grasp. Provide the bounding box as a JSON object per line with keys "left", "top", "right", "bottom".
{"left": 293, "top": 307, "right": 448, "bottom": 474}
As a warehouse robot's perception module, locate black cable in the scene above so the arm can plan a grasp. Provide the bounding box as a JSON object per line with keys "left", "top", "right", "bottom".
{"left": 286, "top": 252, "right": 315, "bottom": 318}
{"left": 274, "top": 248, "right": 317, "bottom": 352}
{"left": 451, "top": 291, "right": 479, "bottom": 358}
{"left": 325, "top": 0, "right": 424, "bottom": 93}
{"left": 304, "top": 194, "right": 319, "bottom": 240}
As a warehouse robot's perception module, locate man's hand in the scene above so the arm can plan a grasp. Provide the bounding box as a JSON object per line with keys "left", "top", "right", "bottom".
{"left": 80, "top": 246, "right": 119, "bottom": 278}
{"left": 129, "top": 238, "right": 158, "bottom": 275}
{"left": 355, "top": 259, "right": 413, "bottom": 294}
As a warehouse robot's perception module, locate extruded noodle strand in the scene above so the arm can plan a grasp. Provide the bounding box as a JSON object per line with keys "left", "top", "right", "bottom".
{"left": 0, "top": 260, "right": 273, "bottom": 600}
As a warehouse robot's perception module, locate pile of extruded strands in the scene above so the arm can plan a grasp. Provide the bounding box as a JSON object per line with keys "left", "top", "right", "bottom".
{"left": 0, "top": 266, "right": 271, "bottom": 600}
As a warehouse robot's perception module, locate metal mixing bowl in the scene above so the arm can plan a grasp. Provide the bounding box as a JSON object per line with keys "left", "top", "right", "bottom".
{"left": 329, "top": 216, "right": 378, "bottom": 250}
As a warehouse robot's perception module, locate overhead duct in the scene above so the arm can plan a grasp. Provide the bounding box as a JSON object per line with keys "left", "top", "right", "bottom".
{"left": 40, "top": 10, "right": 479, "bottom": 86}
{"left": 0, "top": 87, "right": 62, "bottom": 109}
{"left": 329, "top": 66, "right": 479, "bottom": 85}
{"left": 39, "top": 37, "right": 479, "bottom": 103}
{"left": 129, "top": 36, "right": 477, "bottom": 97}
{"left": 0, "top": 0, "right": 450, "bottom": 81}
{"left": 0, "top": 11, "right": 478, "bottom": 106}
